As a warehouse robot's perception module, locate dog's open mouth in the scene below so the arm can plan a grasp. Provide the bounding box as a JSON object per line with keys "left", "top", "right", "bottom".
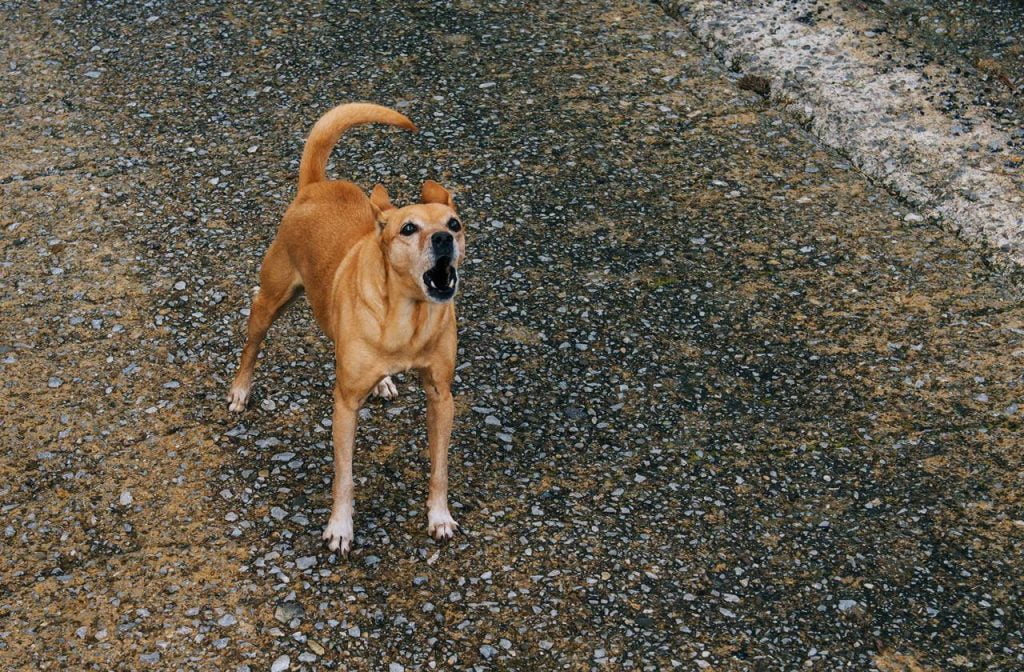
{"left": 423, "top": 256, "right": 458, "bottom": 301}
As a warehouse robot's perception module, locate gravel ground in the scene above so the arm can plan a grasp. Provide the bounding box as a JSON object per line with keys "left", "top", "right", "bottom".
{"left": 2, "top": 1, "right": 1023, "bottom": 670}
{"left": 659, "top": 0, "right": 1024, "bottom": 265}
{"left": 872, "top": 0, "right": 1024, "bottom": 90}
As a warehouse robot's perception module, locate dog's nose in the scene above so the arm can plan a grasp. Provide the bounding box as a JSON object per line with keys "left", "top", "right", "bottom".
{"left": 431, "top": 231, "right": 454, "bottom": 257}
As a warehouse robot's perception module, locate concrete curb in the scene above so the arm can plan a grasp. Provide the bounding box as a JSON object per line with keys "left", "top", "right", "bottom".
{"left": 657, "top": 0, "right": 1024, "bottom": 266}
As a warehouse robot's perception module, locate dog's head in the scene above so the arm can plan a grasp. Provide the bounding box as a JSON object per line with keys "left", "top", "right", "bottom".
{"left": 371, "top": 180, "right": 465, "bottom": 304}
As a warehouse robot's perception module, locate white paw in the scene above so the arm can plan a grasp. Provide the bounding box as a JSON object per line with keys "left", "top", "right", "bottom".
{"left": 226, "top": 384, "right": 250, "bottom": 412}
{"left": 372, "top": 376, "right": 398, "bottom": 400}
{"left": 322, "top": 516, "right": 353, "bottom": 556}
{"left": 427, "top": 508, "right": 459, "bottom": 541}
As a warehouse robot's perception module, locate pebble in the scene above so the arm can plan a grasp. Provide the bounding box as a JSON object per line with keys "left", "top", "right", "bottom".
{"left": 270, "top": 655, "right": 290, "bottom": 672}
{"left": 217, "top": 613, "right": 237, "bottom": 627}
{"left": 274, "top": 603, "right": 304, "bottom": 623}
{"left": 118, "top": 491, "right": 133, "bottom": 507}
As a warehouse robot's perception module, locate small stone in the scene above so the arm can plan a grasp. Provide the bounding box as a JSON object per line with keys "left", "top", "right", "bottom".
{"left": 119, "top": 491, "right": 133, "bottom": 506}
{"left": 48, "top": 377, "right": 62, "bottom": 389}
{"left": 904, "top": 213, "right": 924, "bottom": 222}
{"left": 296, "top": 556, "right": 317, "bottom": 570}
{"left": 173, "top": 281, "right": 186, "bottom": 290}
{"left": 308, "top": 640, "right": 325, "bottom": 655}
{"left": 270, "top": 506, "right": 287, "bottom": 520}
{"left": 270, "top": 655, "right": 290, "bottom": 672}
{"left": 348, "top": 625, "right": 361, "bottom": 637}
{"left": 84, "top": 70, "right": 101, "bottom": 78}
{"left": 274, "top": 603, "right": 304, "bottom": 623}
{"left": 838, "top": 599, "right": 858, "bottom": 612}
{"left": 539, "top": 640, "right": 553, "bottom": 650}
{"left": 389, "top": 664, "right": 405, "bottom": 672}
{"left": 217, "top": 613, "right": 237, "bottom": 627}
{"left": 480, "top": 644, "right": 497, "bottom": 659}
{"left": 140, "top": 652, "right": 160, "bottom": 663}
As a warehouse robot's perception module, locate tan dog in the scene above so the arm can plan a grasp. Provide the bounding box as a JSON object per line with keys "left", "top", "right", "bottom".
{"left": 227, "top": 102, "right": 465, "bottom": 555}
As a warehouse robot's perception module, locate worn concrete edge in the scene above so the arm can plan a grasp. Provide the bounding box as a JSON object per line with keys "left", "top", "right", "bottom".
{"left": 656, "top": 0, "right": 1024, "bottom": 269}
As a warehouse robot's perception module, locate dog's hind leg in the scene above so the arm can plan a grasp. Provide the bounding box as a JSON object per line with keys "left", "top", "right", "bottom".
{"left": 227, "top": 242, "right": 301, "bottom": 412}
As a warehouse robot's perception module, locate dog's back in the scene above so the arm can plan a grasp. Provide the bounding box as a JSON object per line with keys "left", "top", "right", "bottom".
{"left": 277, "top": 180, "right": 375, "bottom": 331}
{"left": 269, "top": 103, "right": 418, "bottom": 336}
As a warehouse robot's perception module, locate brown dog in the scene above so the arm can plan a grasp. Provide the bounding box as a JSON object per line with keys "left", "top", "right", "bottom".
{"left": 227, "top": 102, "right": 464, "bottom": 555}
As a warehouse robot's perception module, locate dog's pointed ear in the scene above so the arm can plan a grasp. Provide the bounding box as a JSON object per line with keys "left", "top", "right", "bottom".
{"left": 370, "top": 184, "right": 394, "bottom": 212}
{"left": 370, "top": 184, "right": 393, "bottom": 231}
{"left": 420, "top": 180, "right": 454, "bottom": 209}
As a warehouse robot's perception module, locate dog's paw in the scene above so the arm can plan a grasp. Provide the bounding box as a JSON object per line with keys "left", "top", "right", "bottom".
{"left": 226, "top": 384, "right": 250, "bottom": 413}
{"left": 371, "top": 376, "right": 398, "bottom": 400}
{"left": 322, "top": 517, "right": 353, "bottom": 556}
{"left": 427, "top": 509, "right": 459, "bottom": 541}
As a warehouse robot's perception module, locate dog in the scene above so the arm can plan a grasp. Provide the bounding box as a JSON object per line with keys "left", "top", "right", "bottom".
{"left": 226, "top": 102, "right": 465, "bottom": 555}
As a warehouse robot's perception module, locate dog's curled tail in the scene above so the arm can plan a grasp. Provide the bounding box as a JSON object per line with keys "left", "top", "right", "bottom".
{"left": 298, "top": 102, "right": 417, "bottom": 190}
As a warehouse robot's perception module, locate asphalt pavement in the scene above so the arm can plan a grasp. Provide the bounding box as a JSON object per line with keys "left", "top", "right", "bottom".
{"left": 1, "top": 1, "right": 1022, "bottom": 670}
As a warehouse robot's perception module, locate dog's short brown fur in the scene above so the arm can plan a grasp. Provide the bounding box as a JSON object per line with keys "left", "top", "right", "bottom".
{"left": 227, "top": 102, "right": 465, "bottom": 554}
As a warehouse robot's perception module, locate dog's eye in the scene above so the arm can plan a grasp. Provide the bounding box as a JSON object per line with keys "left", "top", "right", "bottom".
{"left": 400, "top": 222, "right": 418, "bottom": 236}
{"left": 447, "top": 218, "right": 462, "bottom": 232}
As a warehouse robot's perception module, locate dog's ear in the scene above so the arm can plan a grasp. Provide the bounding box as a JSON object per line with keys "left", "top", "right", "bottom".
{"left": 370, "top": 184, "right": 393, "bottom": 231}
{"left": 420, "top": 180, "right": 454, "bottom": 209}
{"left": 370, "top": 184, "right": 394, "bottom": 211}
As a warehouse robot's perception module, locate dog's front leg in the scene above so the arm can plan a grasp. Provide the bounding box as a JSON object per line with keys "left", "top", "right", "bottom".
{"left": 322, "top": 386, "right": 360, "bottom": 555}
{"left": 421, "top": 365, "right": 459, "bottom": 540}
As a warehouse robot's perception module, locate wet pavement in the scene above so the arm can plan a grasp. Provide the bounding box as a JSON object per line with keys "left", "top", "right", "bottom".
{"left": 1, "top": 1, "right": 1022, "bottom": 670}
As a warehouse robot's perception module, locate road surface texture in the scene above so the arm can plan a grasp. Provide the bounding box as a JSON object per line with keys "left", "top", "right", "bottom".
{"left": 659, "top": 0, "right": 1024, "bottom": 265}
{"left": 1, "top": 1, "right": 1022, "bottom": 670}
